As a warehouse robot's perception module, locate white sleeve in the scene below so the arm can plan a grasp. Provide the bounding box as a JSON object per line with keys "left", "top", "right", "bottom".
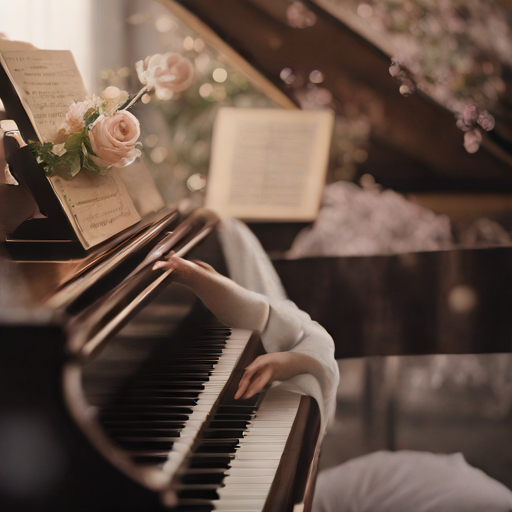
{"left": 218, "top": 218, "right": 339, "bottom": 432}
{"left": 262, "top": 298, "right": 339, "bottom": 431}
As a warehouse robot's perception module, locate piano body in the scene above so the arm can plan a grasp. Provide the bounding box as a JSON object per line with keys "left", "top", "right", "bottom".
{"left": 170, "top": 0, "right": 512, "bottom": 358}
{"left": 1, "top": 0, "right": 512, "bottom": 510}
{"left": 0, "top": 203, "right": 320, "bottom": 512}
{"left": 0, "top": 2, "right": 324, "bottom": 510}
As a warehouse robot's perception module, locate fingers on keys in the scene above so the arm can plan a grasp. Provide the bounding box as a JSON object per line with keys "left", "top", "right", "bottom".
{"left": 235, "top": 357, "right": 274, "bottom": 400}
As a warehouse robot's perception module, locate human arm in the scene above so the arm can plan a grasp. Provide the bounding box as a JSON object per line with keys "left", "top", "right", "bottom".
{"left": 153, "top": 254, "right": 323, "bottom": 398}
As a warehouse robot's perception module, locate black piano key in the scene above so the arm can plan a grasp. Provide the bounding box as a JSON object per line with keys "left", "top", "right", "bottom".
{"left": 108, "top": 397, "right": 200, "bottom": 406}
{"left": 100, "top": 412, "right": 192, "bottom": 422}
{"left": 116, "top": 440, "right": 174, "bottom": 450}
{"left": 188, "top": 456, "right": 232, "bottom": 469}
{"left": 129, "top": 382, "right": 207, "bottom": 390}
{"left": 122, "top": 390, "right": 204, "bottom": 398}
{"left": 174, "top": 504, "right": 213, "bottom": 512}
{"left": 216, "top": 405, "right": 258, "bottom": 414}
{"left": 102, "top": 420, "right": 186, "bottom": 429}
{"left": 143, "top": 365, "right": 216, "bottom": 371}
{"left": 101, "top": 405, "right": 196, "bottom": 413}
{"left": 194, "top": 445, "right": 237, "bottom": 454}
{"left": 180, "top": 472, "right": 225, "bottom": 485}
{"left": 131, "top": 455, "right": 169, "bottom": 466}
{"left": 202, "top": 430, "right": 245, "bottom": 440}
{"left": 209, "top": 414, "right": 255, "bottom": 421}
{"left": 132, "top": 373, "right": 212, "bottom": 380}
{"left": 135, "top": 369, "right": 213, "bottom": 376}
{"left": 208, "top": 421, "right": 249, "bottom": 429}
{"left": 108, "top": 429, "right": 181, "bottom": 438}
{"left": 178, "top": 488, "right": 219, "bottom": 500}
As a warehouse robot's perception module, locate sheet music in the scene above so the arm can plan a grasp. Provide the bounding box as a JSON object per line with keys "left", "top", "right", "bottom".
{"left": 206, "top": 108, "right": 334, "bottom": 221}
{"left": 0, "top": 50, "right": 87, "bottom": 141}
{"left": 0, "top": 49, "right": 141, "bottom": 249}
{"left": 50, "top": 169, "right": 141, "bottom": 249}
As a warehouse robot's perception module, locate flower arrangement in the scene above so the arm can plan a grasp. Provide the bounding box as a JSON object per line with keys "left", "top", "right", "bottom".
{"left": 332, "top": 0, "right": 510, "bottom": 153}
{"left": 456, "top": 105, "right": 495, "bottom": 154}
{"left": 29, "top": 52, "right": 194, "bottom": 178}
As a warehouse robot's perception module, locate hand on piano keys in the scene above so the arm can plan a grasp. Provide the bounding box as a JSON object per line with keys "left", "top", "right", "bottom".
{"left": 235, "top": 351, "right": 324, "bottom": 400}
{"left": 153, "top": 253, "right": 323, "bottom": 401}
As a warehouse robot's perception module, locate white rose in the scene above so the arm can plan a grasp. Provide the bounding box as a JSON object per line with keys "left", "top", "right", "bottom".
{"left": 65, "top": 95, "right": 102, "bottom": 134}
{"left": 136, "top": 53, "right": 194, "bottom": 97}
{"left": 88, "top": 110, "right": 141, "bottom": 168}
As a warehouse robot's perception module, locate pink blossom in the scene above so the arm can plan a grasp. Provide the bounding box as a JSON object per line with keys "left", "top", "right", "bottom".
{"left": 462, "top": 105, "right": 478, "bottom": 127}
{"left": 389, "top": 58, "right": 417, "bottom": 94}
{"left": 389, "top": 59, "right": 401, "bottom": 77}
{"left": 463, "top": 128, "right": 483, "bottom": 154}
{"left": 286, "top": 2, "right": 317, "bottom": 28}
{"left": 136, "top": 53, "right": 194, "bottom": 97}
{"left": 88, "top": 110, "right": 141, "bottom": 168}
{"left": 477, "top": 110, "right": 495, "bottom": 131}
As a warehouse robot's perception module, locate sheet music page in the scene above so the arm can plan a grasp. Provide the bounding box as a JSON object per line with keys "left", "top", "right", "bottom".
{"left": 206, "top": 108, "right": 334, "bottom": 221}
{"left": 0, "top": 49, "right": 87, "bottom": 141}
{"left": 0, "top": 49, "right": 141, "bottom": 249}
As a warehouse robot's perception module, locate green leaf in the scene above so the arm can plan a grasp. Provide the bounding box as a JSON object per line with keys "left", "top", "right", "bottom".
{"left": 67, "top": 154, "right": 82, "bottom": 178}
{"left": 82, "top": 134, "right": 98, "bottom": 157}
{"left": 83, "top": 154, "right": 102, "bottom": 174}
{"left": 64, "top": 132, "right": 84, "bottom": 152}
{"left": 84, "top": 109, "right": 100, "bottom": 127}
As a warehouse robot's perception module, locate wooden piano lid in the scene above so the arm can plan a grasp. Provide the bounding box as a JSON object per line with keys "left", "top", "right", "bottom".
{"left": 165, "top": 0, "right": 512, "bottom": 193}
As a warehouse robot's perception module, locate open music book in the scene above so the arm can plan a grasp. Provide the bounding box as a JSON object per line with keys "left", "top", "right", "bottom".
{"left": 205, "top": 107, "right": 334, "bottom": 221}
{"left": 0, "top": 48, "right": 146, "bottom": 249}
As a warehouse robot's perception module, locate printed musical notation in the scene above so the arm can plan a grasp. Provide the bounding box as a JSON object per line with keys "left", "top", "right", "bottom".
{"left": 0, "top": 49, "right": 141, "bottom": 248}
{"left": 1, "top": 50, "right": 85, "bottom": 141}
{"left": 206, "top": 108, "right": 333, "bottom": 221}
{"left": 229, "top": 122, "right": 317, "bottom": 208}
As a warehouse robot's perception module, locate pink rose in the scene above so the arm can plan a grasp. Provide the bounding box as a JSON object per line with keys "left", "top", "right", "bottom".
{"left": 136, "top": 53, "right": 194, "bottom": 98}
{"left": 464, "top": 128, "right": 483, "bottom": 154}
{"left": 88, "top": 110, "right": 141, "bottom": 168}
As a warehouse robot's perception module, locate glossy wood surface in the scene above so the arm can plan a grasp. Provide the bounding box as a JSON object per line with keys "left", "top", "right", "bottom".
{"left": 173, "top": 0, "right": 512, "bottom": 192}
{"left": 273, "top": 246, "right": 512, "bottom": 358}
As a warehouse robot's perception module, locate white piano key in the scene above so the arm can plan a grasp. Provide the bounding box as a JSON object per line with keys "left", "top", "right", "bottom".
{"left": 229, "top": 460, "right": 280, "bottom": 469}
{"left": 235, "top": 451, "right": 284, "bottom": 460}
{"left": 243, "top": 427, "right": 292, "bottom": 434}
{"left": 214, "top": 499, "right": 267, "bottom": 511}
{"left": 225, "top": 468, "right": 277, "bottom": 476}
{"left": 217, "top": 483, "right": 271, "bottom": 490}
{"left": 217, "top": 493, "right": 270, "bottom": 501}
{"left": 234, "top": 444, "right": 286, "bottom": 453}
{"left": 223, "top": 476, "right": 274, "bottom": 484}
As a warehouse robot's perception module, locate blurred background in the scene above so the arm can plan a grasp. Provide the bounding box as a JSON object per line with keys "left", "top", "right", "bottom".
{"left": 2, "top": 0, "right": 512, "bottom": 493}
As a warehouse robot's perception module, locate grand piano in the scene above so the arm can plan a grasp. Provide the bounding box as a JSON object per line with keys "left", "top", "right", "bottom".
{"left": 1, "top": 0, "right": 512, "bottom": 511}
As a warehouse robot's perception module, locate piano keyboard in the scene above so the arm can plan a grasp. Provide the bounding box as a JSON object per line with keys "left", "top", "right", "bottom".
{"left": 91, "top": 321, "right": 304, "bottom": 511}
{"left": 179, "top": 388, "right": 302, "bottom": 512}
{"left": 97, "top": 327, "right": 249, "bottom": 467}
